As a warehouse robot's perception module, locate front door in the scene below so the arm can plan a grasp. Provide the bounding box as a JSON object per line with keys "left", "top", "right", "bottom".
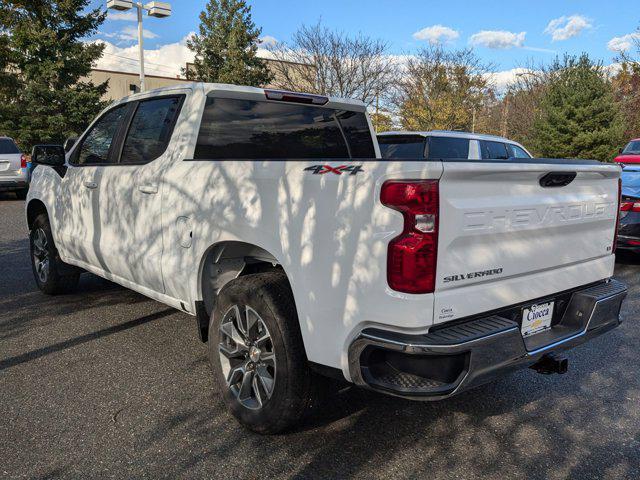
{"left": 57, "top": 104, "right": 129, "bottom": 267}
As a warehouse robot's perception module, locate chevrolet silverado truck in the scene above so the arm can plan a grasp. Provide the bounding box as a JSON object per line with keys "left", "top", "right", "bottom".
{"left": 25, "top": 83, "right": 627, "bottom": 434}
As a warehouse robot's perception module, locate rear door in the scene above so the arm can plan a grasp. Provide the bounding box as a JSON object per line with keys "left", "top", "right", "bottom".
{"left": 434, "top": 160, "right": 620, "bottom": 323}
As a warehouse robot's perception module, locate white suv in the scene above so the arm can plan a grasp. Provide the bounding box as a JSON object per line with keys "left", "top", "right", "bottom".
{"left": 378, "top": 130, "right": 532, "bottom": 160}
{"left": 25, "top": 84, "right": 625, "bottom": 434}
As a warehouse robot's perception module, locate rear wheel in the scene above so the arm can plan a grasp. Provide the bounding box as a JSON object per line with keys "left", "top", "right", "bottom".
{"left": 30, "top": 213, "right": 80, "bottom": 295}
{"left": 208, "top": 271, "right": 312, "bottom": 434}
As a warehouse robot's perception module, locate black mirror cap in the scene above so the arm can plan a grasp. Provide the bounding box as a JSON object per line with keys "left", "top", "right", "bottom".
{"left": 63, "top": 137, "right": 78, "bottom": 153}
{"left": 619, "top": 147, "right": 623, "bottom": 154}
{"left": 31, "top": 145, "right": 66, "bottom": 167}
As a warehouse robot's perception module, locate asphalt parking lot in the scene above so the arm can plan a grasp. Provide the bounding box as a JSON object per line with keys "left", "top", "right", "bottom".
{"left": 1, "top": 195, "right": 639, "bottom": 480}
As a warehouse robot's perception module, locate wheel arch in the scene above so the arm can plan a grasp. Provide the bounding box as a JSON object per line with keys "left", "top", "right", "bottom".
{"left": 26, "top": 198, "right": 48, "bottom": 230}
{"left": 195, "top": 240, "right": 296, "bottom": 343}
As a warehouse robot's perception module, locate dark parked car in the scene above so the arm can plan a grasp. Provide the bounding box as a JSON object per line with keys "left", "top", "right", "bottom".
{"left": 618, "top": 165, "right": 640, "bottom": 250}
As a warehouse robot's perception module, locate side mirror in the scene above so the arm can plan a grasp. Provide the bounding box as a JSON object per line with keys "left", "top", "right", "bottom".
{"left": 63, "top": 137, "right": 78, "bottom": 153}
{"left": 31, "top": 145, "right": 66, "bottom": 167}
{"left": 619, "top": 147, "right": 623, "bottom": 154}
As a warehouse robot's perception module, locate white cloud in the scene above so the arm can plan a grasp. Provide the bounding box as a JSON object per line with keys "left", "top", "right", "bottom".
{"left": 259, "top": 35, "right": 278, "bottom": 47}
{"left": 469, "top": 30, "right": 526, "bottom": 49}
{"left": 489, "top": 68, "right": 534, "bottom": 92}
{"left": 607, "top": 33, "right": 640, "bottom": 52}
{"left": 93, "top": 34, "right": 195, "bottom": 77}
{"left": 107, "top": 11, "right": 137, "bottom": 22}
{"left": 544, "top": 15, "right": 592, "bottom": 41}
{"left": 119, "top": 25, "right": 158, "bottom": 41}
{"left": 412, "top": 25, "right": 459, "bottom": 44}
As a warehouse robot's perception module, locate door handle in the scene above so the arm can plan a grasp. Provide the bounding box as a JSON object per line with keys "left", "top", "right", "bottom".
{"left": 138, "top": 184, "right": 158, "bottom": 194}
{"left": 83, "top": 181, "right": 97, "bottom": 189}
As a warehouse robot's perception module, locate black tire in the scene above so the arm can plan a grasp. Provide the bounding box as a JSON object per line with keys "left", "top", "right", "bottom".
{"left": 29, "top": 213, "right": 80, "bottom": 295}
{"left": 208, "top": 270, "right": 312, "bottom": 434}
{"left": 15, "top": 188, "right": 28, "bottom": 200}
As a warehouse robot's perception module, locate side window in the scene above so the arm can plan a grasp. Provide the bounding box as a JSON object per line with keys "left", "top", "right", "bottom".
{"left": 508, "top": 144, "right": 531, "bottom": 158}
{"left": 75, "top": 105, "right": 127, "bottom": 165}
{"left": 120, "top": 96, "right": 184, "bottom": 164}
{"left": 426, "top": 136, "right": 469, "bottom": 159}
{"left": 378, "top": 136, "right": 426, "bottom": 159}
{"left": 480, "top": 140, "right": 509, "bottom": 160}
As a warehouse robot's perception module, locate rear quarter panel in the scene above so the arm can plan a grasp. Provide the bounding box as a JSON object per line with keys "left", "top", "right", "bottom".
{"left": 162, "top": 155, "right": 443, "bottom": 376}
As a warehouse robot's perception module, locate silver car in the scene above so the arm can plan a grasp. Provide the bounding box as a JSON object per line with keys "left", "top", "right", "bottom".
{"left": 0, "top": 137, "right": 29, "bottom": 199}
{"left": 377, "top": 130, "right": 533, "bottom": 160}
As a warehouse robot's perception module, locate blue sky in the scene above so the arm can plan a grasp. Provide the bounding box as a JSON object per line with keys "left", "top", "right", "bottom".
{"left": 93, "top": 0, "right": 640, "bottom": 85}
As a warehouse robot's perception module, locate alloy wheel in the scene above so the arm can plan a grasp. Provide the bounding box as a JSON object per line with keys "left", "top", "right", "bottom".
{"left": 218, "top": 304, "right": 276, "bottom": 410}
{"left": 32, "top": 228, "right": 50, "bottom": 283}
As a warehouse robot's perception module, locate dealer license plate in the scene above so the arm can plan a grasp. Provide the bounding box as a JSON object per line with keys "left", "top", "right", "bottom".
{"left": 521, "top": 301, "right": 554, "bottom": 337}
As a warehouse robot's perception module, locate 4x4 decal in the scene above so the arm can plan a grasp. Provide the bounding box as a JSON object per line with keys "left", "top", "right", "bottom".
{"left": 304, "top": 165, "right": 364, "bottom": 175}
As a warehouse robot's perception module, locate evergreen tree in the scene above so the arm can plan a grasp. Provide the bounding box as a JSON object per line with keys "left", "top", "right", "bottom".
{"left": 0, "top": 1, "right": 108, "bottom": 151}
{"left": 185, "top": 0, "right": 271, "bottom": 87}
{"left": 532, "top": 54, "right": 624, "bottom": 162}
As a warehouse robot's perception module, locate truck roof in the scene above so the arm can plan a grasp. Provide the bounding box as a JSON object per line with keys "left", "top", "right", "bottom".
{"left": 378, "top": 130, "right": 523, "bottom": 144}
{"left": 115, "top": 82, "right": 367, "bottom": 112}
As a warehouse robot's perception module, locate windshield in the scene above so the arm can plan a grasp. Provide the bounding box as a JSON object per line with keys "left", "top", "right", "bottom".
{"left": 0, "top": 138, "right": 20, "bottom": 154}
{"left": 378, "top": 136, "right": 425, "bottom": 159}
{"left": 622, "top": 141, "right": 640, "bottom": 155}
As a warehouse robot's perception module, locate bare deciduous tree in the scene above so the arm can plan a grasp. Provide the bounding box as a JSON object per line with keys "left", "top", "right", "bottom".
{"left": 267, "top": 22, "right": 398, "bottom": 110}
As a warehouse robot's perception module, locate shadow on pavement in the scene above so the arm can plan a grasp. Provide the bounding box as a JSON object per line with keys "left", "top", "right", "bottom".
{"left": 0, "top": 308, "right": 174, "bottom": 371}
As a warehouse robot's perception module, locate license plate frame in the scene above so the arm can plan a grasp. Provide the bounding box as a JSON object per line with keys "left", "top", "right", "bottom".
{"left": 521, "top": 301, "right": 554, "bottom": 337}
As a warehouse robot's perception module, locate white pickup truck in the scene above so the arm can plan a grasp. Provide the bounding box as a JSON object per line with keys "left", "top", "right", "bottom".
{"left": 26, "top": 83, "right": 627, "bottom": 434}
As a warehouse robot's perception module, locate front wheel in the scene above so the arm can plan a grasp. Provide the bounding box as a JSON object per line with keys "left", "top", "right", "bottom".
{"left": 208, "top": 271, "right": 312, "bottom": 434}
{"left": 30, "top": 213, "right": 80, "bottom": 295}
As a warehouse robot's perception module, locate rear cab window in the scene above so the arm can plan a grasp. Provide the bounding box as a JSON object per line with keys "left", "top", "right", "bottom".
{"left": 194, "top": 97, "right": 375, "bottom": 159}
{"left": 0, "top": 139, "right": 20, "bottom": 155}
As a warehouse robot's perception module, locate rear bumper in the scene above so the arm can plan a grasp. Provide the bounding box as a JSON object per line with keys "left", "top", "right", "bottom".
{"left": 348, "top": 279, "right": 627, "bottom": 400}
{"left": 0, "top": 177, "right": 28, "bottom": 192}
{"left": 617, "top": 235, "right": 640, "bottom": 250}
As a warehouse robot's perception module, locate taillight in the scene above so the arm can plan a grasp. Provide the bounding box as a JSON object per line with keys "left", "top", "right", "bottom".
{"left": 20, "top": 154, "right": 27, "bottom": 169}
{"left": 620, "top": 201, "right": 640, "bottom": 212}
{"left": 381, "top": 180, "right": 439, "bottom": 294}
{"left": 613, "top": 178, "right": 622, "bottom": 253}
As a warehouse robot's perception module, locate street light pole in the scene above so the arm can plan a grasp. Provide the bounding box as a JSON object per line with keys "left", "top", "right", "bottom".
{"left": 106, "top": 1, "right": 172, "bottom": 94}
{"left": 136, "top": 2, "right": 146, "bottom": 92}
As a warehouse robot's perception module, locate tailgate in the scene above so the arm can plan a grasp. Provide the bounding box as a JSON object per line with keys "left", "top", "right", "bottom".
{"left": 0, "top": 154, "right": 22, "bottom": 176}
{"left": 434, "top": 160, "right": 620, "bottom": 324}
